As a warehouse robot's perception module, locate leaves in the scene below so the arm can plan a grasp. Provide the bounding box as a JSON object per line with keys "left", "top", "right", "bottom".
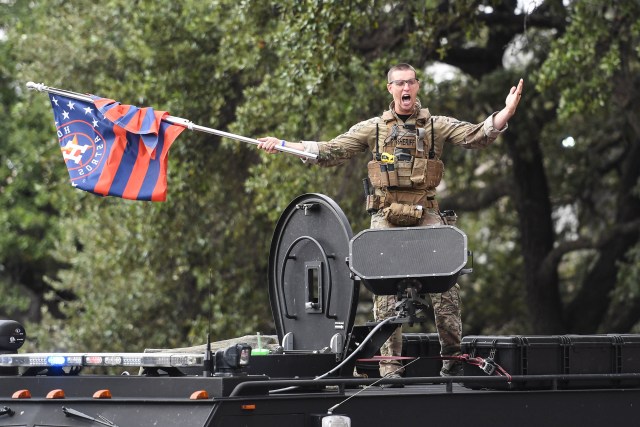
{"left": 537, "top": 1, "right": 640, "bottom": 119}
{"left": 2, "top": 0, "right": 640, "bottom": 353}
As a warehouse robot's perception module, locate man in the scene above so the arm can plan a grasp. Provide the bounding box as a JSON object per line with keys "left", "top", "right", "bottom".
{"left": 258, "top": 63, "right": 524, "bottom": 378}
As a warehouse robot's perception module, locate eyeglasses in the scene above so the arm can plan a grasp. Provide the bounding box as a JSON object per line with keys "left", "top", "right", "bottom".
{"left": 388, "top": 78, "right": 419, "bottom": 87}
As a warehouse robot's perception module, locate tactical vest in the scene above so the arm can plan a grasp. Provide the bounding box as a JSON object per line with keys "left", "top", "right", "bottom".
{"left": 366, "top": 110, "right": 444, "bottom": 217}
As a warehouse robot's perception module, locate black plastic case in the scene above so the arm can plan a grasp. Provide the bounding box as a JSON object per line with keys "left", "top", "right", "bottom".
{"left": 355, "top": 332, "right": 442, "bottom": 378}
{"left": 461, "top": 334, "right": 640, "bottom": 390}
{"left": 402, "top": 332, "right": 442, "bottom": 377}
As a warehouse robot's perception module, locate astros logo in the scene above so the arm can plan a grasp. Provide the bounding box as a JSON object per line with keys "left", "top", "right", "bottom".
{"left": 57, "top": 119, "right": 106, "bottom": 181}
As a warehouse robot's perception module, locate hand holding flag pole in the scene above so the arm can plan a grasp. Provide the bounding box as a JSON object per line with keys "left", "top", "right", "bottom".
{"left": 26, "top": 82, "right": 316, "bottom": 160}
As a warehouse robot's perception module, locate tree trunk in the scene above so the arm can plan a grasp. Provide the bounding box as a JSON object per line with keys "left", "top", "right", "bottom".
{"left": 566, "top": 129, "right": 640, "bottom": 333}
{"left": 504, "top": 110, "right": 564, "bottom": 333}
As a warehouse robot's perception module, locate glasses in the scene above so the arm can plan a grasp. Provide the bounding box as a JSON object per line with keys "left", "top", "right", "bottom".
{"left": 388, "top": 78, "right": 419, "bottom": 87}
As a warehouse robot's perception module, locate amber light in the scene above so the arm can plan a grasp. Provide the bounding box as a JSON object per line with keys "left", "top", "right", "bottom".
{"left": 12, "top": 389, "right": 31, "bottom": 399}
{"left": 189, "top": 390, "right": 209, "bottom": 400}
{"left": 241, "top": 404, "right": 256, "bottom": 411}
{"left": 46, "top": 389, "right": 65, "bottom": 399}
{"left": 93, "top": 389, "right": 112, "bottom": 399}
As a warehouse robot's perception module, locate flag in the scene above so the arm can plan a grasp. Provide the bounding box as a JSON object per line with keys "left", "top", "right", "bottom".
{"left": 48, "top": 93, "right": 185, "bottom": 201}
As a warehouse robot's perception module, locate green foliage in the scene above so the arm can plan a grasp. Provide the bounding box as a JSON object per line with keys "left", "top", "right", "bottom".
{"left": 0, "top": 91, "right": 73, "bottom": 324}
{"left": 2, "top": 0, "right": 640, "bottom": 354}
{"left": 537, "top": 1, "right": 640, "bottom": 120}
{"left": 534, "top": 0, "right": 640, "bottom": 330}
{"left": 4, "top": 0, "right": 278, "bottom": 350}
{"left": 460, "top": 206, "right": 529, "bottom": 335}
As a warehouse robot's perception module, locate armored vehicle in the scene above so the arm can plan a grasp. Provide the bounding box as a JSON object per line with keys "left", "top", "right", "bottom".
{"left": 1, "top": 194, "right": 640, "bottom": 427}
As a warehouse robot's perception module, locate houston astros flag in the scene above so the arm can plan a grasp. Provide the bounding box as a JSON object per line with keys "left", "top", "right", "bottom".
{"left": 49, "top": 93, "right": 185, "bottom": 201}
{"left": 28, "top": 81, "right": 316, "bottom": 201}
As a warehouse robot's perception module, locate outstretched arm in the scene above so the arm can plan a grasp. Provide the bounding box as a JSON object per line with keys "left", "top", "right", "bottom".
{"left": 257, "top": 136, "right": 304, "bottom": 154}
{"left": 493, "top": 78, "right": 524, "bottom": 131}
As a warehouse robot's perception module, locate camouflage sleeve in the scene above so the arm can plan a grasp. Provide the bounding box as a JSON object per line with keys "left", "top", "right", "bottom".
{"left": 300, "top": 118, "right": 378, "bottom": 167}
{"left": 437, "top": 112, "right": 507, "bottom": 149}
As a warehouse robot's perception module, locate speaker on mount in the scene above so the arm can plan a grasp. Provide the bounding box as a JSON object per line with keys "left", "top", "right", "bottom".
{"left": 348, "top": 225, "right": 469, "bottom": 295}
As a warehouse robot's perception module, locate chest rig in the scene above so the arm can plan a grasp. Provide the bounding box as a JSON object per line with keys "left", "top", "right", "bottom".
{"left": 367, "top": 114, "right": 444, "bottom": 191}
{"left": 365, "top": 112, "right": 444, "bottom": 213}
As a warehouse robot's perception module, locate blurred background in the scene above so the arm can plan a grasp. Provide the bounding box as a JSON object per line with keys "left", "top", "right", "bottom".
{"left": 1, "top": 0, "right": 639, "bottom": 352}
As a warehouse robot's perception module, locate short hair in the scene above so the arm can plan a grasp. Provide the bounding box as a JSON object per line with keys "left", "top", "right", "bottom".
{"left": 387, "top": 64, "right": 417, "bottom": 82}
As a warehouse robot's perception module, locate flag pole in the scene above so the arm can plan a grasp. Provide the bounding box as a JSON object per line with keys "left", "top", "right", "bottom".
{"left": 26, "top": 82, "right": 317, "bottom": 160}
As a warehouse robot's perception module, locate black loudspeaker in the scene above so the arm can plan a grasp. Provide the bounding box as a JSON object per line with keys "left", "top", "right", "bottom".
{"left": 0, "top": 320, "right": 25, "bottom": 353}
{"left": 348, "top": 225, "right": 468, "bottom": 295}
{"left": 0, "top": 320, "right": 26, "bottom": 376}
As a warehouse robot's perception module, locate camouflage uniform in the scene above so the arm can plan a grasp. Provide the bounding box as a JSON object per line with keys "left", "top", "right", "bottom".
{"left": 301, "top": 101, "right": 505, "bottom": 376}
{"left": 371, "top": 212, "right": 463, "bottom": 376}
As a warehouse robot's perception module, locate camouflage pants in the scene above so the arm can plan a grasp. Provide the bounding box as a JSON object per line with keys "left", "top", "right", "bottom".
{"left": 370, "top": 209, "right": 462, "bottom": 377}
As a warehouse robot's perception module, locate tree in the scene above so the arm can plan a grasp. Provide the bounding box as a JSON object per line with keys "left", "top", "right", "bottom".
{"left": 2, "top": 0, "right": 640, "bottom": 354}
{"left": 0, "top": 0, "right": 79, "bottom": 325}
{"left": 536, "top": 1, "right": 640, "bottom": 333}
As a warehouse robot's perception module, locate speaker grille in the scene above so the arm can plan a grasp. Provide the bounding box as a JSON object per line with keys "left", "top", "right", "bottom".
{"left": 349, "top": 226, "right": 467, "bottom": 279}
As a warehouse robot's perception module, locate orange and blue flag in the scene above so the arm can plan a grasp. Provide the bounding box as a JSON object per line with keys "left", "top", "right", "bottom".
{"left": 49, "top": 93, "right": 185, "bottom": 201}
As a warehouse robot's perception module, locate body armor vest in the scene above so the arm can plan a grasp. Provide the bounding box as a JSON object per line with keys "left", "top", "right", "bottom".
{"left": 365, "top": 111, "right": 444, "bottom": 223}
{"left": 367, "top": 114, "right": 444, "bottom": 194}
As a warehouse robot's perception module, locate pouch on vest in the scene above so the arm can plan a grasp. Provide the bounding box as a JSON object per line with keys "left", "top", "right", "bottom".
{"left": 385, "top": 189, "right": 434, "bottom": 208}
{"left": 368, "top": 161, "right": 391, "bottom": 188}
{"left": 379, "top": 164, "right": 390, "bottom": 187}
{"left": 383, "top": 202, "right": 423, "bottom": 226}
{"left": 367, "top": 160, "right": 384, "bottom": 188}
{"left": 387, "top": 163, "right": 399, "bottom": 187}
{"left": 425, "top": 159, "right": 444, "bottom": 188}
{"left": 410, "top": 157, "right": 427, "bottom": 186}
{"left": 366, "top": 194, "right": 385, "bottom": 214}
{"left": 396, "top": 159, "right": 413, "bottom": 187}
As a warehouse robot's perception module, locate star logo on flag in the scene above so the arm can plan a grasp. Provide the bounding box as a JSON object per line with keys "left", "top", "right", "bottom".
{"left": 48, "top": 92, "right": 185, "bottom": 201}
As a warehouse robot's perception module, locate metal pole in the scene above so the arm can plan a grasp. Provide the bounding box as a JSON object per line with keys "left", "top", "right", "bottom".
{"left": 26, "top": 82, "right": 317, "bottom": 160}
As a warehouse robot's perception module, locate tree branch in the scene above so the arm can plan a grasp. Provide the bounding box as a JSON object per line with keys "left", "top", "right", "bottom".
{"left": 439, "top": 176, "right": 514, "bottom": 212}
{"left": 538, "top": 219, "right": 640, "bottom": 285}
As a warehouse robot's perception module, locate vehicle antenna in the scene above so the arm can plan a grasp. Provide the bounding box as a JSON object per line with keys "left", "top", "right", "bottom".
{"left": 203, "top": 268, "right": 215, "bottom": 377}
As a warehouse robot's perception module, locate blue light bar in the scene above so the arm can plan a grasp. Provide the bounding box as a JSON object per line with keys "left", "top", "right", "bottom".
{"left": 0, "top": 353, "right": 205, "bottom": 368}
{"left": 47, "top": 355, "right": 67, "bottom": 366}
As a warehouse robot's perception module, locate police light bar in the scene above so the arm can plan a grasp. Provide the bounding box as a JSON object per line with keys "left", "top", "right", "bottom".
{"left": 0, "top": 352, "right": 205, "bottom": 368}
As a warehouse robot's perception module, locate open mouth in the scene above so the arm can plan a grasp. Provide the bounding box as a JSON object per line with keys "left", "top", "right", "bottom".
{"left": 401, "top": 94, "right": 412, "bottom": 107}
